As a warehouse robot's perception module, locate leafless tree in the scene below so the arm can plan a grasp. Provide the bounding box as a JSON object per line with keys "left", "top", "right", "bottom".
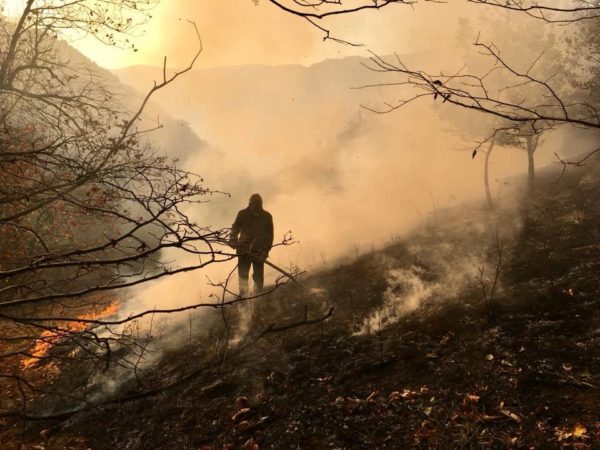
{"left": 266, "top": 0, "right": 600, "bottom": 41}
{"left": 270, "top": 0, "right": 600, "bottom": 173}
{"left": 360, "top": 40, "right": 596, "bottom": 127}
{"left": 0, "top": 2, "right": 218, "bottom": 306}
{"left": 466, "top": 0, "right": 600, "bottom": 23}
{"left": 0, "top": 1, "right": 328, "bottom": 421}
{"left": 472, "top": 123, "right": 546, "bottom": 203}
{"left": 0, "top": 1, "right": 303, "bottom": 421}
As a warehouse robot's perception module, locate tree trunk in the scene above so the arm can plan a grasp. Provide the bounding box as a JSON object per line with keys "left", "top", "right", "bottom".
{"left": 526, "top": 135, "right": 536, "bottom": 195}
{"left": 484, "top": 137, "right": 495, "bottom": 209}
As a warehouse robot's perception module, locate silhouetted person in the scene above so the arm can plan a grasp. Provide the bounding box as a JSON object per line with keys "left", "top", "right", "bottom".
{"left": 229, "top": 193, "right": 274, "bottom": 296}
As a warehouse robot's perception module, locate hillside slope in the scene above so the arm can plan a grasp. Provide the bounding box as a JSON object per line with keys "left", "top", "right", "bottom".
{"left": 9, "top": 150, "right": 599, "bottom": 449}
{"left": 56, "top": 39, "right": 207, "bottom": 163}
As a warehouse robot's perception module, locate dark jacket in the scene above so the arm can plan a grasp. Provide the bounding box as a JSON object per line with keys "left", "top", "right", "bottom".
{"left": 230, "top": 207, "right": 274, "bottom": 256}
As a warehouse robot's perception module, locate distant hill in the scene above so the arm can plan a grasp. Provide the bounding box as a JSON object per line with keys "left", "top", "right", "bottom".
{"left": 55, "top": 39, "right": 207, "bottom": 163}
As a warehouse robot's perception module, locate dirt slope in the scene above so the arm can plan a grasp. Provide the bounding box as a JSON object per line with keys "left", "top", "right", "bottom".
{"left": 6, "top": 156, "right": 600, "bottom": 449}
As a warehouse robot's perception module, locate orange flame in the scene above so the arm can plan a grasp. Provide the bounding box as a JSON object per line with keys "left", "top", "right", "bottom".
{"left": 21, "top": 301, "right": 119, "bottom": 371}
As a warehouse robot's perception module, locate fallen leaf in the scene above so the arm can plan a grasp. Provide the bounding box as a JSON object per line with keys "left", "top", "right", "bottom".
{"left": 479, "top": 414, "right": 502, "bottom": 422}
{"left": 440, "top": 334, "right": 453, "bottom": 344}
{"left": 366, "top": 390, "right": 380, "bottom": 401}
{"left": 237, "top": 420, "right": 250, "bottom": 431}
{"left": 231, "top": 408, "right": 251, "bottom": 422}
{"left": 485, "top": 354, "right": 494, "bottom": 361}
{"left": 555, "top": 427, "right": 572, "bottom": 441}
{"left": 465, "top": 394, "right": 480, "bottom": 403}
{"left": 401, "top": 389, "right": 418, "bottom": 398}
{"left": 572, "top": 423, "right": 587, "bottom": 438}
{"left": 242, "top": 438, "right": 260, "bottom": 450}
{"left": 315, "top": 376, "right": 332, "bottom": 383}
{"left": 500, "top": 409, "right": 521, "bottom": 423}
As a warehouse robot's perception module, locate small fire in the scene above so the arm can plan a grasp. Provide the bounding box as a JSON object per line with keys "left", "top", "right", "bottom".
{"left": 21, "top": 301, "right": 119, "bottom": 371}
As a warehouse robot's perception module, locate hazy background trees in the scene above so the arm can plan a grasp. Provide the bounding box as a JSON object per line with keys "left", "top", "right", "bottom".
{"left": 267, "top": 0, "right": 599, "bottom": 204}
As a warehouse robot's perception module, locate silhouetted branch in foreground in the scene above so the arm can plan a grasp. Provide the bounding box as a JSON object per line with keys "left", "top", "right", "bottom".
{"left": 358, "top": 43, "right": 599, "bottom": 130}
{"left": 467, "top": 0, "right": 600, "bottom": 23}
{"left": 0, "top": 304, "right": 334, "bottom": 422}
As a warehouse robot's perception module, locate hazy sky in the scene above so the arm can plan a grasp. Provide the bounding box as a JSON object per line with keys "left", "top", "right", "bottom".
{"left": 65, "top": 0, "right": 476, "bottom": 70}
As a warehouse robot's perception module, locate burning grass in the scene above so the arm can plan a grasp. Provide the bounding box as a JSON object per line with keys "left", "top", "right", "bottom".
{"left": 20, "top": 300, "right": 119, "bottom": 372}
{"left": 1, "top": 294, "right": 121, "bottom": 409}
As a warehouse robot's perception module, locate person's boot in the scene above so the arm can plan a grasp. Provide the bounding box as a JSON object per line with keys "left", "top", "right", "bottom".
{"left": 239, "top": 277, "right": 249, "bottom": 297}
{"left": 253, "top": 278, "right": 264, "bottom": 294}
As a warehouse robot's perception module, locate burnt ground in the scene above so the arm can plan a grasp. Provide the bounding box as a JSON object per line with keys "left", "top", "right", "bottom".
{"left": 2, "top": 156, "right": 600, "bottom": 449}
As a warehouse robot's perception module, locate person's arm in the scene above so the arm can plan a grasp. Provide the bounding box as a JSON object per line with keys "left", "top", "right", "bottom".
{"left": 229, "top": 211, "right": 242, "bottom": 248}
